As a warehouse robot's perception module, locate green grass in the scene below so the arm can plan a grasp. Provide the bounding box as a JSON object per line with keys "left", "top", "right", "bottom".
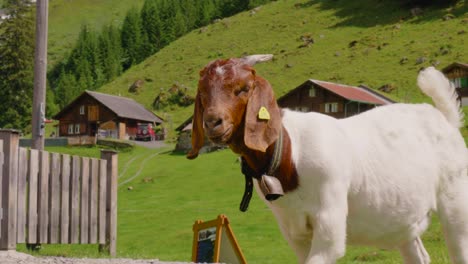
{"left": 18, "top": 145, "right": 453, "bottom": 263}
{"left": 47, "top": 0, "right": 145, "bottom": 66}
{"left": 95, "top": 0, "right": 467, "bottom": 135}
{"left": 26, "top": 0, "right": 467, "bottom": 262}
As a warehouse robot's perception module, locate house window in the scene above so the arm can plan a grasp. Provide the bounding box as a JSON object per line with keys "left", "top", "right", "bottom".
{"left": 75, "top": 124, "right": 81, "bottom": 134}
{"left": 68, "top": 124, "right": 74, "bottom": 134}
{"left": 325, "top": 103, "right": 339, "bottom": 113}
{"left": 308, "top": 87, "right": 316, "bottom": 97}
{"left": 451, "top": 77, "right": 468, "bottom": 89}
{"left": 80, "top": 105, "right": 85, "bottom": 115}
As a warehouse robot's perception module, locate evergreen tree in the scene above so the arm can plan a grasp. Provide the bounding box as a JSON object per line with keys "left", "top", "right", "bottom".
{"left": 140, "top": 0, "right": 162, "bottom": 53}
{"left": 196, "top": 0, "right": 217, "bottom": 27}
{"left": 173, "top": 7, "right": 188, "bottom": 38}
{"left": 219, "top": 0, "right": 248, "bottom": 17}
{"left": 0, "top": 0, "right": 35, "bottom": 130}
{"left": 180, "top": 0, "right": 197, "bottom": 32}
{"left": 121, "top": 7, "right": 143, "bottom": 70}
{"left": 54, "top": 69, "right": 79, "bottom": 108}
{"left": 159, "top": 0, "right": 176, "bottom": 46}
{"left": 99, "top": 24, "right": 122, "bottom": 82}
{"left": 67, "top": 24, "right": 103, "bottom": 90}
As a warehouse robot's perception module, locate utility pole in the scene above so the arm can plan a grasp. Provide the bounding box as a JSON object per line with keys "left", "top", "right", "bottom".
{"left": 31, "top": 0, "right": 49, "bottom": 150}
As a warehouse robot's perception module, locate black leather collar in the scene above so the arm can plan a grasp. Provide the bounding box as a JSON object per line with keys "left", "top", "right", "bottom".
{"left": 239, "top": 129, "right": 284, "bottom": 212}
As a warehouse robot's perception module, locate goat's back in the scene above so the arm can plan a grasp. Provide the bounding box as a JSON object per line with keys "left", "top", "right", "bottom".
{"left": 279, "top": 105, "right": 467, "bottom": 247}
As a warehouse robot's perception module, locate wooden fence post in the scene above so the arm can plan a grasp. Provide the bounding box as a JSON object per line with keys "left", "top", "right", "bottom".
{"left": 100, "top": 150, "right": 117, "bottom": 257}
{"left": 0, "top": 129, "right": 20, "bottom": 250}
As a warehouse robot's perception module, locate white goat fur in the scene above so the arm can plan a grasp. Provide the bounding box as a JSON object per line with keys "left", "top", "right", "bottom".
{"left": 255, "top": 67, "right": 468, "bottom": 264}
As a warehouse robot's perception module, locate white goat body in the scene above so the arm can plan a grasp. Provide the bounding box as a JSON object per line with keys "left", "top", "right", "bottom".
{"left": 255, "top": 68, "right": 468, "bottom": 263}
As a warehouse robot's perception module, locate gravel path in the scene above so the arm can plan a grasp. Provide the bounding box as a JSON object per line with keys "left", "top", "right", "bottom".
{"left": 0, "top": 251, "right": 195, "bottom": 264}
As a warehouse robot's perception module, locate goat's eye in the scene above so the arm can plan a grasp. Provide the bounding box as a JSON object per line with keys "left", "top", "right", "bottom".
{"left": 234, "top": 86, "right": 249, "bottom": 96}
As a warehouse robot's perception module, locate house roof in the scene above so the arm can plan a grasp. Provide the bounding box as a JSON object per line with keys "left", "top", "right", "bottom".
{"left": 313, "top": 80, "right": 393, "bottom": 105}
{"left": 442, "top": 62, "right": 468, "bottom": 73}
{"left": 54, "top": 90, "right": 163, "bottom": 124}
{"left": 175, "top": 115, "right": 193, "bottom": 132}
{"left": 279, "top": 79, "right": 394, "bottom": 105}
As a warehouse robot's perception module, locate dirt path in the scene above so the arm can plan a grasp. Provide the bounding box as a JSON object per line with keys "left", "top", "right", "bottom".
{"left": 118, "top": 150, "right": 167, "bottom": 187}
{"left": 0, "top": 251, "right": 195, "bottom": 264}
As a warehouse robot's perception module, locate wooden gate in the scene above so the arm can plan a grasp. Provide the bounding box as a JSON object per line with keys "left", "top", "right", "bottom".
{"left": 0, "top": 129, "right": 117, "bottom": 256}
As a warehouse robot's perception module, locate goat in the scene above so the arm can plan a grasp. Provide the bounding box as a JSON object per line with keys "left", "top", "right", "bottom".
{"left": 187, "top": 55, "right": 468, "bottom": 264}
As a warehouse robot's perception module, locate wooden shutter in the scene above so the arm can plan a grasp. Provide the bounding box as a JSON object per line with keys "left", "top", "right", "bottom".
{"left": 88, "top": 106, "right": 99, "bottom": 121}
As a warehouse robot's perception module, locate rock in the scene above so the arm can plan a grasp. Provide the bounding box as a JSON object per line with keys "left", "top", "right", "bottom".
{"left": 378, "top": 84, "right": 396, "bottom": 93}
{"left": 129, "top": 79, "right": 144, "bottom": 94}
{"left": 128, "top": 186, "right": 133, "bottom": 191}
{"left": 439, "top": 47, "right": 450, "bottom": 55}
{"left": 443, "top": 14, "right": 455, "bottom": 21}
{"left": 399, "top": 57, "right": 408, "bottom": 65}
{"left": 410, "top": 7, "right": 423, "bottom": 17}
{"left": 142, "top": 177, "right": 154, "bottom": 183}
{"left": 298, "top": 34, "right": 314, "bottom": 48}
{"left": 199, "top": 27, "right": 207, "bottom": 34}
{"left": 415, "top": 57, "right": 427, "bottom": 65}
{"left": 285, "top": 63, "right": 294, "bottom": 68}
{"left": 348, "top": 40, "right": 358, "bottom": 48}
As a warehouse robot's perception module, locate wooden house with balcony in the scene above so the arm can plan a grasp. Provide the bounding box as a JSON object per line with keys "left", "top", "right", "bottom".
{"left": 442, "top": 62, "right": 468, "bottom": 106}
{"left": 277, "top": 79, "right": 394, "bottom": 118}
{"left": 53, "top": 90, "right": 163, "bottom": 144}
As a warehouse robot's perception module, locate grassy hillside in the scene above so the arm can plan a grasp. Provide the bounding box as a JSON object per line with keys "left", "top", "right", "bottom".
{"left": 47, "top": 0, "right": 145, "bottom": 66}
{"left": 96, "top": 0, "right": 467, "bottom": 139}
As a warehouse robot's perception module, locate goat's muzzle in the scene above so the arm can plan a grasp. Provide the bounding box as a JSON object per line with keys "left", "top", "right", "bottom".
{"left": 203, "top": 109, "right": 234, "bottom": 144}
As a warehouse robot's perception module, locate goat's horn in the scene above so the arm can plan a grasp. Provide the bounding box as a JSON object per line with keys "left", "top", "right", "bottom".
{"left": 242, "top": 54, "right": 274, "bottom": 66}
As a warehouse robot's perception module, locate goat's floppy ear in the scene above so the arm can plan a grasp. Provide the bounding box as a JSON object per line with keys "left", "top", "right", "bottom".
{"left": 187, "top": 92, "right": 204, "bottom": 159}
{"left": 244, "top": 77, "right": 281, "bottom": 152}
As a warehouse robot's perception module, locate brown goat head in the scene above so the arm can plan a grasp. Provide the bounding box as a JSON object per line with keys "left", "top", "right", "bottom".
{"left": 187, "top": 55, "right": 281, "bottom": 159}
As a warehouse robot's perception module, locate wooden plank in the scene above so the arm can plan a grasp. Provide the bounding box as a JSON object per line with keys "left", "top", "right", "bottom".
{"left": 60, "top": 154, "right": 70, "bottom": 244}
{"left": 80, "top": 157, "right": 90, "bottom": 244}
{"left": 101, "top": 150, "right": 118, "bottom": 256}
{"left": 89, "top": 158, "right": 99, "bottom": 244}
{"left": 70, "top": 156, "right": 81, "bottom": 244}
{"left": 38, "top": 150, "right": 50, "bottom": 243}
{"left": 27, "top": 149, "right": 39, "bottom": 244}
{"left": 49, "top": 153, "right": 61, "bottom": 243}
{"left": 16, "top": 147, "right": 28, "bottom": 243}
{"left": 0, "top": 130, "right": 20, "bottom": 250}
{"left": 98, "top": 159, "right": 107, "bottom": 245}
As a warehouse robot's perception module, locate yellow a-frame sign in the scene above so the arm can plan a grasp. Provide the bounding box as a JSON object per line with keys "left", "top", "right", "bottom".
{"left": 192, "top": 214, "right": 247, "bottom": 264}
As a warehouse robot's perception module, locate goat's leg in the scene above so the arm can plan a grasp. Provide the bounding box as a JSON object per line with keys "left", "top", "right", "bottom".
{"left": 437, "top": 177, "right": 468, "bottom": 264}
{"left": 304, "top": 185, "right": 347, "bottom": 264}
{"left": 287, "top": 236, "right": 312, "bottom": 264}
{"left": 272, "top": 212, "right": 313, "bottom": 264}
{"left": 399, "top": 237, "right": 430, "bottom": 264}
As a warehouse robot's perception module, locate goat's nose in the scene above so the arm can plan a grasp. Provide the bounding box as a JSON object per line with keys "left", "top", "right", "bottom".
{"left": 204, "top": 116, "right": 223, "bottom": 130}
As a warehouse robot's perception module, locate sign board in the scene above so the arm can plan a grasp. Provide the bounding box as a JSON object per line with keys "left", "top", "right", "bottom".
{"left": 192, "top": 215, "right": 247, "bottom": 264}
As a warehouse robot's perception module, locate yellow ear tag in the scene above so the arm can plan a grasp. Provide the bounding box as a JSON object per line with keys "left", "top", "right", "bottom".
{"left": 258, "top": 106, "right": 271, "bottom": 120}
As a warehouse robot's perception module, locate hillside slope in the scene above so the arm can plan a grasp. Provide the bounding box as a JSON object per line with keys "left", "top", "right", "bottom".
{"left": 96, "top": 0, "right": 467, "bottom": 137}
{"left": 48, "top": 0, "right": 145, "bottom": 66}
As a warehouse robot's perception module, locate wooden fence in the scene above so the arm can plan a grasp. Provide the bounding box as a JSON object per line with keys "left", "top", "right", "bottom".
{"left": 0, "top": 129, "right": 117, "bottom": 256}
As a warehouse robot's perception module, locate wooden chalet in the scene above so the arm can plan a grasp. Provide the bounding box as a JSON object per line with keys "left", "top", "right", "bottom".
{"left": 53, "top": 91, "right": 163, "bottom": 144}
{"left": 277, "top": 79, "right": 394, "bottom": 118}
{"left": 442, "top": 62, "right": 468, "bottom": 106}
